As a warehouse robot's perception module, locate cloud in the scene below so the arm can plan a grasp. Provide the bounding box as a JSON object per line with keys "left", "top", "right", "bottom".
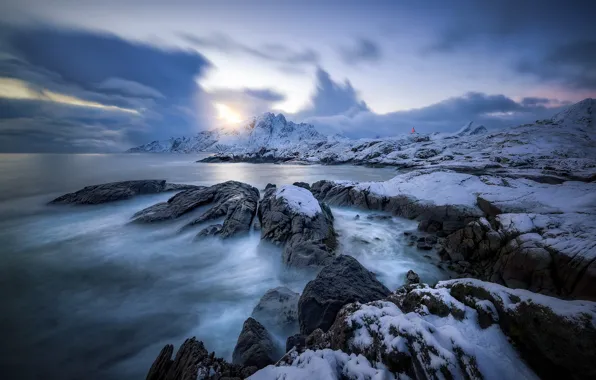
{"left": 296, "top": 68, "right": 369, "bottom": 119}
{"left": 339, "top": 38, "right": 382, "bottom": 64}
{"left": 0, "top": 24, "right": 212, "bottom": 152}
{"left": 97, "top": 78, "right": 165, "bottom": 99}
{"left": 422, "top": 1, "right": 596, "bottom": 92}
{"left": 297, "top": 87, "right": 564, "bottom": 138}
{"left": 242, "top": 88, "right": 286, "bottom": 102}
{"left": 206, "top": 87, "right": 287, "bottom": 124}
{"left": 515, "top": 40, "right": 596, "bottom": 90}
{"left": 181, "top": 32, "right": 319, "bottom": 66}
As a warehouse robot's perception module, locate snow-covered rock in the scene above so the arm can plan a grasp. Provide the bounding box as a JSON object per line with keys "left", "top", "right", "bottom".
{"left": 258, "top": 184, "right": 337, "bottom": 268}
{"left": 311, "top": 169, "right": 596, "bottom": 300}
{"left": 253, "top": 279, "right": 596, "bottom": 380}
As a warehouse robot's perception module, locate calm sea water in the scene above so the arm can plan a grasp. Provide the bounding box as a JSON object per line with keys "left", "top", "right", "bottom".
{"left": 0, "top": 154, "right": 448, "bottom": 380}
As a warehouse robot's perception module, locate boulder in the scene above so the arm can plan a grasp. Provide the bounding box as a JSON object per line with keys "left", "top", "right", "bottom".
{"left": 131, "top": 181, "right": 259, "bottom": 239}
{"left": 292, "top": 182, "right": 311, "bottom": 190}
{"left": 258, "top": 185, "right": 337, "bottom": 267}
{"left": 146, "top": 337, "right": 251, "bottom": 380}
{"left": 49, "top": 180, "right": 199, "bottom": 205}
{"left": 252, "top": 287, "right": 299, "bottom": 336}
{"left": 232, "top": 318, "right": 276, "bottom": 370}
{"left": 290, "top": 279, "right": 596, "bottom": 380}
{"left": 405, "top": 270, "right": 420, "bottom": 285}
{"left": 298, "top": 255, "right": 391, "bottom": 335}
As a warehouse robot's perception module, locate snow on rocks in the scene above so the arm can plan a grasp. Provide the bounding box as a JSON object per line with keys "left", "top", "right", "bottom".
{"left": 258, "top": 184, "right": 337, "bottom": 268}
{"left": 248, "top": 349, "right": 394, "bottom": 380}
{"left": 260, "top": 279, "right": 595, "bottom": 380}
{"left": 275, "top": 185, "right": 322, "bottom": 217}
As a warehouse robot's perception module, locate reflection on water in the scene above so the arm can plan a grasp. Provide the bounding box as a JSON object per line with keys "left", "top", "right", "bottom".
{"left": 0, "top": 154, "right": 448, "bottom": 380}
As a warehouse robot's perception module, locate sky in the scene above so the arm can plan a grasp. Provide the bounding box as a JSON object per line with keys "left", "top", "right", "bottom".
{"left": 0, "top": 0, "right": 594, "bottom": 152}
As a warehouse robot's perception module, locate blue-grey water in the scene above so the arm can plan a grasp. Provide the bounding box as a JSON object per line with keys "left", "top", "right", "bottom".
{"left": 0, "top": 154, "right": 449, "bottom": 380}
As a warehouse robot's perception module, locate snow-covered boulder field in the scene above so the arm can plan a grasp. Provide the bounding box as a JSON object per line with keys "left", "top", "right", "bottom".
{"left": 311, "top": 169, "right": 596, "bottom": 301}
{"left": 251, "top": 279, "right": 596, "bottom": 380}
{"left": 146, "top": 277, "right": 596, "bottom": 380}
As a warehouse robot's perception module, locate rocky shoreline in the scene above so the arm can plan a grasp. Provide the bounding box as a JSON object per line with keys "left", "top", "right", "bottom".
{"left": 50, "top": 169, "right": 596, "bottom": 379}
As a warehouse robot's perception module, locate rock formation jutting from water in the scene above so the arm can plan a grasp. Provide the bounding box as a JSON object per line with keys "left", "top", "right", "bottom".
{"left": 50, "top": 98, "right": 596, "bottom": 379}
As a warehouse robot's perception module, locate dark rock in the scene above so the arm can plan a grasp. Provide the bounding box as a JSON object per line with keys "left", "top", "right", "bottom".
{"left": 285, "top": 334, "right": 305, "bottom": 352}
{"left": 292, "top": 182, "right": 311, "bottom": 190}
{"left": 146, "top": 337, "right": 246, "bottom": 380}
{"left": 416, "top": 242, "right": 433, "bottom": 250}
{"left": 405, "top": 270, "right": 420, "bottom": 285}
{"left": 258, "top": 185, "right": 337, "bottom": 268}
{"left": 265, "top": 183, "right": 276, "bottom": 190}
{"left": 232, "top": 318, "right": 276, "bottom": 370}
{"left": 132, "top": 181, "right": 259, "bottom": 240}
{"left": 354, "top": 214, "right": 360, "bottom": 220}
{"left": 298, "top": 255, "right": 391, "bottom": 335}
{"left": 49, "top": 180, "right": 199, "bottom": 205}
{"left": 252, "top": 287, "right": 299, "bottom": 336}
{"left": 195, "top": 224, "right": 222, "bottom": 239}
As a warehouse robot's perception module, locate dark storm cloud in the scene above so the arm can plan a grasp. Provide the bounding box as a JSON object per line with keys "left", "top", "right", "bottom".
{"left": 0, "top": 24, "right": 212, "bottom": 152}
{"left": 339, "top": 38, "right": 382, "bottom": 64}
{"left": 181, "top": 33, "right": 319, "bottom": 66}
{"left": 243, "top": 88, "right": 286, "bottom": 102}
{"left": 296, "top": 70, "right": 565, "bottom": 137}
{"left": 424, "top": 0, "right": 596, "bottom": 91}
{"left": 516, "top": 40, "right": 596, "bottom": 90}
{"left": 297, "top": 68, "right": 369, "bottom": 118}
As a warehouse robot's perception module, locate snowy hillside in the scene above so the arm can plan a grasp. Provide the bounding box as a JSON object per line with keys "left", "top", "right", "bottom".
{"left": 128, "top": 99, "right": 595, "bottom": 181}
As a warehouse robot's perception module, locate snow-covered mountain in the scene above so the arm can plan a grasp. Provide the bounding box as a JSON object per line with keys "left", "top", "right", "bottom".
{"left": 127, "top": 113, "right": 329, "bottom": 154}
{"left": 128, "top": 99, "right": 595, "bottom": 181}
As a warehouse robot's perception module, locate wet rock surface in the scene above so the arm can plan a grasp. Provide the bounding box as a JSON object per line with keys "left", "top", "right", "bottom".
{"left": 258, "top": 185, "right": 337, "bottom": 267}
{"left": 49, "top": 180, "right": 199, "bottom": 205}
{"left": 146, "top": 337, "right": 254, "bottom": 380}
{"left": 131, "top": 181, "right": 259, "bottom": 239}
{"left": 251, "top": 286, "right": 299, "bottom": 337}
{"left": 232, "top": 318, "right": 276, "bottom": 370}
{"left": 298, "top": 255, "right": 391, "bottom": 335}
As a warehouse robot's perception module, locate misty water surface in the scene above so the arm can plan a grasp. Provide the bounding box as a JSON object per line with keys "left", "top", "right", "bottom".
{"left": 0, "top": 154, "right": 449, "bottom": 380}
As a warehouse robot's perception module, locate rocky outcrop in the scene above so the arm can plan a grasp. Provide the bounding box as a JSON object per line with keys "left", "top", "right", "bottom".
{"left": 258, "top": 185, "right": 337, "bottom": 267}
{"left": 146, "top": 337, "right": 254, "bottom": 380}
{"left": 443, "top": 213, "right": 596, "bottom": 300}
{"left": 298, "top": 255, "right": 391, "bottom": 335}
{"left": 131, "top": 181, "right": 259, "bottom": 238}
{"left": 310, "top": 177, "right": 480, "bottom": 237}
{"left": 251, "top": 287, "right": 299, "bottom": 336}
{"left": 232, "top": 318, "right": 276, "bottom": 370}
{"left": 49, "top": 180, "right": 198, "bottom": 205}
{"left": 268, "top": 279, "right": 596, "bottom": 380}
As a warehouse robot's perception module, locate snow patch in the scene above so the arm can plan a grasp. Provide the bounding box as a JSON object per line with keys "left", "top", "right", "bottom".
{"left": 276, "top": 185, "right": 322, "bottom": 217}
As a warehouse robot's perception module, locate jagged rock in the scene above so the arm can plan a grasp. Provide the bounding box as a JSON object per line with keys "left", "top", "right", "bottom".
{"left": 232, "top": 318, "right": 276, "bottom": 370}
{"left": 298, "top": 255, "right": 391, "bottom": 335}
{"left": 49, "top": 180, "right": 199, "bottom": 205}
{"left": 405, "top": 270, "right": 420, "bottom": 285}
{"left": 146, "top": 337, "right": 249, "bottom": 380}
{"left": 195, "top": 224, "right": 222, "bottom": 239}
{"left": 444, "top": 213, "right": 596, "bottom": 300}
{"left": 292, "top": 182, "right": 310, "bottom": 190}
{"left": 131, "top": 181, "right": 259, "bottom": 240}
{"left": 285, "top": 279, "right": 596, "bottom": 380}
{"left": 251, "top": 287, "right": 299, "bottom": 336}
{"left": 258, "top": 185, "right": 337, "bottom": 267}
{"left": 414, "top": 148, "right": 441, "bottom": 159}
{"left": 285, "top": 334, "right": 305, "bottom": 353}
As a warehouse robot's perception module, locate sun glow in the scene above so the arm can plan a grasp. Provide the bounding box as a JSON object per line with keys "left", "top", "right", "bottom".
{"left": 214, "top": 103, "right": 242, "bottom": 124}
